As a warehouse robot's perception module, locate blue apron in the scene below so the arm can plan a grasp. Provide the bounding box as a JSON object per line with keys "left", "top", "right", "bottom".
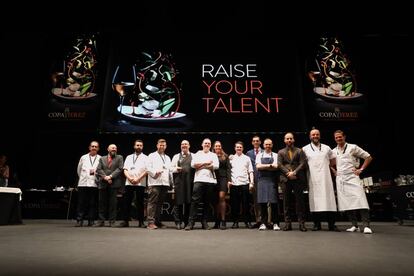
{"left": 257, "top": 153, "right": 278, "bottom": 203}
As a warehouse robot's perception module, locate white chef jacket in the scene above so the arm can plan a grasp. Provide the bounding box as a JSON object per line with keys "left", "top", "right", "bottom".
{"left": 230, "top": 153, "right": 253, "bottom": 186}
{"left": 123, "top": 153, "right": 148, "bottom": 186}
{"left": 335, "top": 143, "right": 370, "bottom": 211}
{"left": 147, "top": 151, "right": 172, "bottom": 187}
{"left": 191, "top": 150, "right": 219, "bottom": 184}
{"left": 77, "top": 153, "right": 101, "bottom": 187}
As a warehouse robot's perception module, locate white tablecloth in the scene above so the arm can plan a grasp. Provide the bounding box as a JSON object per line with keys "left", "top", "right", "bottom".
{"left": 0, "top": 187, "right": 22, "bottom": 200}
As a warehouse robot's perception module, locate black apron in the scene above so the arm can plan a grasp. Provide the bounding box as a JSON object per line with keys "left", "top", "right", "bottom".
{"left": 173, "top": 153, "right": 194, "bottom": 205}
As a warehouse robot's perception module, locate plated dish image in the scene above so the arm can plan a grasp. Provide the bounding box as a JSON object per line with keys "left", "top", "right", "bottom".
{"left": 117, "top": 105, "right": 186, "bottom": 123}
{"left": 313, "top": 87, "right": 363, "bottom": 101}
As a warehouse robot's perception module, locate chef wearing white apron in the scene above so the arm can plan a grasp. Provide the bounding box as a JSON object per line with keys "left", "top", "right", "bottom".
{"left": 333, "top": 130, "right": 373, "bottom": 234}
{"left": 302, "top": 129, "right": 338, "bottom": 231}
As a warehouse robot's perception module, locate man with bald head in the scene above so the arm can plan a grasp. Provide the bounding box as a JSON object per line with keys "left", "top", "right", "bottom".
{"left": 171, "top": 140, "right": 194, "bottom": 229}
{"left": 302, "top": 128, "right": 339, "bottom": 231}
{"left": 185, "top": 138, "right": 219, "bottom": 230}
{"left": 95, "top": 144, "right": 124, "bottom": 227}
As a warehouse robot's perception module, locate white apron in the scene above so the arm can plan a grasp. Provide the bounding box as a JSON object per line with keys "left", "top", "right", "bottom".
{"left": 303, "top": 144, "right": 337, "bottom": 212}
{"left": 335, "top": 143, "right": 369, "bottom": 211}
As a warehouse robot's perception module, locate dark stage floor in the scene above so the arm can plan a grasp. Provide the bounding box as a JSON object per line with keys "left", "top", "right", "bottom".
{"left": 1, "top": 220, "right": 413, "bottom": 275}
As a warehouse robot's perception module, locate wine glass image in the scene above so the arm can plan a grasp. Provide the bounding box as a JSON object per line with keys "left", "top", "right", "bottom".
{"left": 112, "top": 65, "right": 136, "bottom": 124}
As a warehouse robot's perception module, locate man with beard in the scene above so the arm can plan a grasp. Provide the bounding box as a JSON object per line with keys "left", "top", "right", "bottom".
{"left": 146, "top": 139, "right": 172, "bottom": 230}
{"left": 75, "top": 141, "right": 101, "bottom": 227}
{"left": 302, "top": 129, "right": 339, "bottom": 231}
{"left": 278, "top": 132, "right": 308, "bottom": 231}
{"left": 95, "top": 144, "right": 124, "bottom": 227}
{"left": 332, "top": 130, "right": 373, "bottom": 234}
{"left": 120, "top": 140, "right": 148, "bottom": 227}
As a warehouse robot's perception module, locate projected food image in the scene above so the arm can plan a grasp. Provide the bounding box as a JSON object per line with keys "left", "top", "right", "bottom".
{"left": 51, "top": 34, "right": 97, "bottom": 100}
{"left": 308, "top": 36, "right": 361, "bottom": 100}
{"left": 114, "top": 51, "right": 184, "bottom": 122}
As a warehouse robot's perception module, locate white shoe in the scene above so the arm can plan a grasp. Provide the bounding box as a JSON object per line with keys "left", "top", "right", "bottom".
{"left": 273, "top": 224, "right": 280, "bottom": 231}
{"left": 363, "top": 227, "right": 373, "bottom": 234}
{"left": 259, "top": 224, "right": 267, "bottom": 230}
{"left": 346, "top": 226, "right": 360, "bottom": 232}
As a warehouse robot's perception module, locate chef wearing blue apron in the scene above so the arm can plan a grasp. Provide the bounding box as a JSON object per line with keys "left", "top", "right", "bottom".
{"left": 256, "top": 138, "right": 280, "bottom": 231}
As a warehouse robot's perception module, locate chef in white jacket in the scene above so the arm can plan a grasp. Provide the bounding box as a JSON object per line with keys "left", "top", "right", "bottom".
{"left": 185, "top": 138, "right": 219, "bottom": 230}
{"left": 332, "top": 130, "right": 373, "bottom": 234}
{"left": 302, "top": 129, "right": 339, "bottom": 231}
{"left": 146, "top": 139, "right": 172, "bottom": 230}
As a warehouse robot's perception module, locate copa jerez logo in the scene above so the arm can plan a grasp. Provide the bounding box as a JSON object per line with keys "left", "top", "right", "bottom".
{"left": 48, "top": 107, "right": 86, "bottom": 120}
{"left": 318, "top": 107, "right": 359, "bottom": 121}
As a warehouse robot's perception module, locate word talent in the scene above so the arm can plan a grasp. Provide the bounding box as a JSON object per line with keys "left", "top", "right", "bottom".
{"left": 201, "top": 64, "right": 282, "bottom": 113}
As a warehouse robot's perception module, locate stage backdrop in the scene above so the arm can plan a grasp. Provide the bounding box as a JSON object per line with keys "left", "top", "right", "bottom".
{"left": 99, "top": 34, "right": 307, "bottom": 133}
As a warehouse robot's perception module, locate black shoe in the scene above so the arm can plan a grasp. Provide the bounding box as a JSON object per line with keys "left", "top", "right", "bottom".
{"left": 93, "top": 221, "right": 104, "bottom": 227}
{"left": 213, "top": 220, "right": 220, "bottom": 229}
{"left": 328, "top": 225, "right": 341, "bottom": 232}
{"left": 138, "top": 221, "right": 146, "bottom": 228}
{"left": 251, "top": 222, "right": 261, "bottom": 229}
{"left": 299, "top": 223, "right": 308, "bottom": 232}
{"left": 220, "top": 221, "right": 227, "bottom": 230}
{"left": 201, "top": 221, "right": 211, "bottom": 230}
{"left": 312, "top": 223, "right": 322, "bottom": 231}
{"left": 75, "top": 220, "right": 83, "bottom": 227}
{"left": 87, "top": 221, "right": 94, "bottom": 227}
{"left": 118, "top": 221, "right": 129, "bottom": 227}
{"left": 185, "top": 221, "right": 194, "bottom": 231}
{"left": 283, "top": 223, "right": 292, "bottom": 231}
{"left": 231, "top": 222, "right": 239, "bottom": 229}
{"left": 245, "top": 222, "right": 253, "bottom": 229}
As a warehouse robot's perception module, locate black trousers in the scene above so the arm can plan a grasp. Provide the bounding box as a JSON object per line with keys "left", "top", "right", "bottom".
{"left": 312, "top": 211, "right": 336, "bottom": 228}
{"left": 98, "top": 187, "right": 118, "bottom": 223}
{"left": 230, "top": 185, "right": 251, "bottom": 223}
{"left": 346, "top": 209, "right": 370, "bottom": 227}
{"left": 189, "top": 182, "right": 214, "bottom": 222}
{"left": 122, "top": 185, "right": 145, "bottom": 222}
{"left": 173, "top": 203, "right": 191, "bottom": 225}
{"left": 77, "top": 187, "right": 98, "bottom": 222}
{"left": 282, "top": 179, "right": 306, "bottom": 223}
